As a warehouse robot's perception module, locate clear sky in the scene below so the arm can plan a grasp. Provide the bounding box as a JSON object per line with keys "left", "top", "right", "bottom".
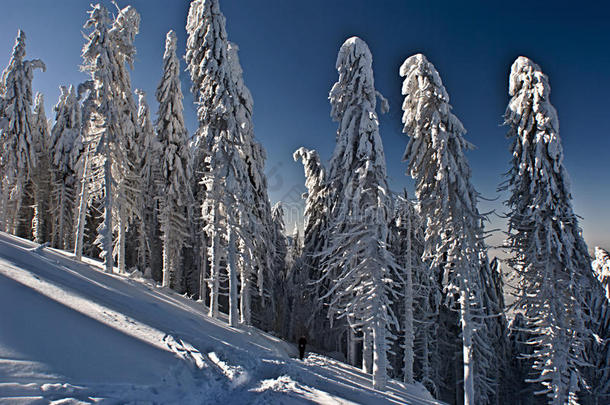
{"left": 1, "top": 0, "right": 608, "bottom": 251}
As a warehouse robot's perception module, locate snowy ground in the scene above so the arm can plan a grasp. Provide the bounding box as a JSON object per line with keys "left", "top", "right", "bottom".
{"left": 0, "top": 232, "right": 443, "bottom": 404}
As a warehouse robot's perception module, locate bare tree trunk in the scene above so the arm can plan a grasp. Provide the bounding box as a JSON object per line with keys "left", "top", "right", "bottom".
{"left": 227, "top": 226, "right": 238, "bottom": 327}
{"left": 117, "top": 205, "right": 126, "bottom": 274}
{"left": 403, "top": 212, "right": 414, "bottom": 384}
{"left": 372, "top": 318, "right": 387, "bottom": 390}
{"left": 363, "top": 327, "right": 373, "bottom": 374}
{"left": 103, "top": 153, "right": 113, "bottom": 274}
{"left": 460, "top": 288, "right": 474, "bottom": 405}
{"left": 74, "top": 156, "right": 89, "bottom": 261}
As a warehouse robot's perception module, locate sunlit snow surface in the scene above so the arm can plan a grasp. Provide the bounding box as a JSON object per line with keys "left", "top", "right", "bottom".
{"left": 0, "top": 232, "right": 443, "bottom": 404}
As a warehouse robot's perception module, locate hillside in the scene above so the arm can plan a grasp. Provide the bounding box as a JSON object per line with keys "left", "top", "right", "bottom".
{"left": 0, "top": 232, "right": 442, "bottom": 404}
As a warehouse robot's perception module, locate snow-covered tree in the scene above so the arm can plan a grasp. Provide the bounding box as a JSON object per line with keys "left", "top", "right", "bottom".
{"left": 593, "top": 247, "right": 610, "bottom": 301}
{"left": 49, "top": 86, "right": 82, "bottom": 250}
{"left": 322, "top": 37, "right": 398, "bottom": 390}
{"left": 30, "top": 93, "right": 52, "bottom": 243}
{"left": 155, "top": 30, "right": 191, "bottom": 291}
{"left": 81, "top": 4, "right": 139, "bottom": 273}
{"left": 502, "top": 56, "right": 594, "bottom": 404}
{"left": 186, "top": 0, "right": 267, "bottom": 327}
{"left": 293, "top": 147, "right": 331, "bottom": 344}
{"left": 131, "top": 89, "right": 160, "bottom": 276}
{"left": 400, "top": 53, "right": 496, "bottom": 404}
{"left": 390, "top": 191, "right": 442, "bottom": 391}
{"left": 267, "top": 202, "right": 288, "bottom": 334}
{"left": 227, "top": 41, "right": 274, "bottom": 324}
{"left": 0, "top": 30, "right": 45, "bottom": 234}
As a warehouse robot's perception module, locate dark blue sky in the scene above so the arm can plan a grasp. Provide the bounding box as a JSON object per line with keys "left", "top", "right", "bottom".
{"left": 1, "top": 1, "right": 608, "bottom": 249}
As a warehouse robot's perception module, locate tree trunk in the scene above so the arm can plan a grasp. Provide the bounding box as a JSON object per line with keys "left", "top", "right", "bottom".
{"left": 74, "top": 156, "right": 89, "bottom": 261}
{"left": 227, "top": 226, "right": 238, "bottom": 327}
{"left": 199, "top": 233, "right": 208, "bottom": 302}
{"left": 348, "top": 326, "right": 358, "bottom": 366}
{"left": 460, "top": 288, "right": 475, "bottom": 405}
{"left": 363, "top": 327, "right": 373, "bottom": 374}
{"left": 208, "top": 215, "right": 220, "bottom": 318}
{"left": 0, "top": 182, "right": 9, "bottom": 232}
{"left": 162, "top": 209, "right": 171, "bottom": 288}
{"left": 57, "top": 187, "right": 66, "bottom": 249}
{"left": 117, "top": 205, "right": 126, "bottom": 274}
{"left": 372, "top": 318, "right": 387, "bottom": 390}
{"left": 403, "top": 213, "right": 414, "bottom": 384}
{"left": 240, "top": 265, "right": 251, "bottom": 325}
{"left": 103, "top": 152, "right": 113, "bottom": 274}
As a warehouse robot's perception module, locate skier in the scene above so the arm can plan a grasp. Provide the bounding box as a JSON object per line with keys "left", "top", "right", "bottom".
{"left": 298, "top": 335, "right": 307, "bottom": 360}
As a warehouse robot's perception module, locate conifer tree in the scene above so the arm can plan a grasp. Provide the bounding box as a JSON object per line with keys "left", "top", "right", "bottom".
{"left": 323, "top": 37, "right": 398, "bottom": 390}
{"left": 502, "top": 56, "right": 595, "bottom": 404}
{"left": 400, "top": 53, "right": 496, "bottom": 404}
{"left": 227, "top": 41, "right": 274, "bottom": 310}
{"left": 49, "top": 86, "right": 82, "bottom": 249}
{"left": 132, "top": 89, "right": 160, "bottom": 276}
{"left": 390, "top": 192, "right": 441, "bottom": 390}
{"left": 293, "top": 147, "right": 331, "bottom": 345}
{"left": 0, "top": 30, "right": 45, "bottom": 234}
{"left": 186, "top": 0, "right": 267, "bottom": 327}
{"left": 155, "top": 30, "right": 191, "bottom": 291}
{"left": 81, "top": 4, "right": 139, "bottom": 273}
{"left": 30, "top": 93, "right": 52, "bottom": 243}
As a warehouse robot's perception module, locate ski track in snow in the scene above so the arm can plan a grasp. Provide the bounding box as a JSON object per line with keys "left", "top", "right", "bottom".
{"left": 0, "top": 232, "right": 444, "bottom": 404}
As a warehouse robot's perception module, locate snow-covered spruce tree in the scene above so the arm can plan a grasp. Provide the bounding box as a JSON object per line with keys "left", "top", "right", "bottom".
{"left": 155, "top": 30, "right": 191, "bottom": 291}
{"left": 49, "top": 86, "right": 82, "bottom": 250}
{"left": 502, "top": 56, "right": 596, "bottom": 404}
{"left": 293, "top": 147, "right": 332, "bottom": 346}
{"left": 110, "top": 5, "right": 141, "bottom": 275}
{"left": 131, "top": 89, "right": 160, "bottom": 277}
{"left": 226, "top": 41, "right": 274, "bottom": 326}
{"left": 186, "top": 0, "right": 264, "bottom": 327}
{"left": 81, "top": 4, "right": 139, "bottom": 273}
{"left": 322, "top": 37, "right": 398, "bottom": 390}
{"left": 400, "top": 53, "right": 496, "bottom": 404}
{"left": 593, "top": 247, "right": 610, "bottom": 301}
{"left": 0, "top": 30, "right": 45, "bottom": 234}
{"left": 267, "top": 202, "right": 288, "bottom": 334}
{"left": 30, "top": 93, "right": 52, "bottom": 244}
{"left": 390, "top": 191, "right": 441, "bottom": 392}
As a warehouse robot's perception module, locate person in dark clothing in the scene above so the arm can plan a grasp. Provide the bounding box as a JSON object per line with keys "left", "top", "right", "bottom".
{"left": 298, "top": 336, "right": 307, "bottom": 360}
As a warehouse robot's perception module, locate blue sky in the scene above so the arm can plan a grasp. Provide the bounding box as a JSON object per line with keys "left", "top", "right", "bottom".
{"left": 1, "top": 0, "right": 608, "bottom": 250}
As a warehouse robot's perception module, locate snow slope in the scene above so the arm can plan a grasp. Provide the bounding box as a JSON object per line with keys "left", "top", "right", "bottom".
{"left": 0, "top": 232, "right": 443, "bottom": 404}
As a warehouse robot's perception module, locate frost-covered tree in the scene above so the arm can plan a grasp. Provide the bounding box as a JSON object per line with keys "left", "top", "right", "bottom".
{"left": 502, "top": 56, "right": 595, "bottom": 404}
{"left": 155, "top": 30, "right": 191, "bottom": 291}
{"left": 390, "top": 192, "right": 441, "bottom": 391}
{"left": 186, "top": 0, "right": 267, "bottom": 327}
{"left": 0, "top": 30, "right": 45, "bottom": 234}
{"left": 30, "top": 93, "right": 52, "bottom": 243}
{"left": 293, "top": 147, "right": 331, "bottom": 344}
{"left": 226, "top": 41, "right": 274, "bottom": 324}
{"left": 81, "top": 4, "right": 139, "bottom": 273}
{"left": 49, "top": 86, "right": 82, "bottom": 250}
{"left": 593, "top": 247, "right": 610, "bottom": 301}
{"left": 322, "top": 37, "right": 398, "bottom": 390}
{"left": 400, "top": 53, "right": 496, "bottom": 404}
{"left": 132, "top": 89, "right": 160, "bottom": 276}
{"left": 268, "top": 202, "right": 288, "bottom": 334}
